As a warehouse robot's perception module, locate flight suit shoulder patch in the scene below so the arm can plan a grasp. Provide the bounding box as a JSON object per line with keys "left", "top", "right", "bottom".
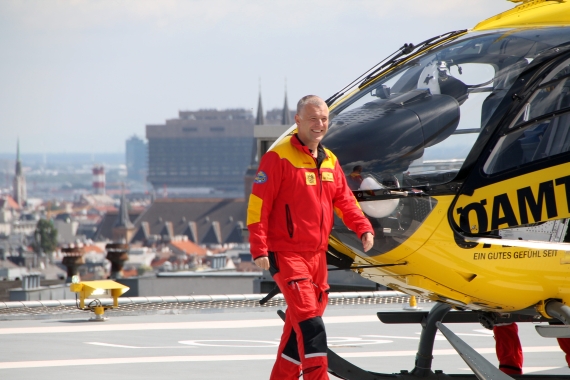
{"left": 305, "top": 172, "right": 317, "bottom": 185}
{"left": 322, "top": 172, "right": 334, "bottom": 182}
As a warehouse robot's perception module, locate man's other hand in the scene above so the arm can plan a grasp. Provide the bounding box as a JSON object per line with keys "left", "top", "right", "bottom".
{"left": 362, "top": 232, "right": 374, "bottom": 252}
{"left": 254, "top": 257, "right": 270, "bottom": 270}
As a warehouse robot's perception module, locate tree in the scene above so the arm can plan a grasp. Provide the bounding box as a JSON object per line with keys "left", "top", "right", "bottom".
{"left": 33, "top": 219, "right": 58, "bottom": 255}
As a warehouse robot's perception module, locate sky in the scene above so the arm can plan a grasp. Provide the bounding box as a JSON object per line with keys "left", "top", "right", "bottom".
{"left": 0, "top": 0, "right": 514, "bottom": 154}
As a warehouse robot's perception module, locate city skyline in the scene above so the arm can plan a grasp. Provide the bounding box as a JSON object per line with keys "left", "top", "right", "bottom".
{"left": 0, "top": 0, "right": 512, "bottom": 154}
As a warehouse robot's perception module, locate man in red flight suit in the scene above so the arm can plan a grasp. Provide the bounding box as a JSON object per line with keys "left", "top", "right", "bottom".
{"left": 247, "top": 95, "right": 374, "bottom": 380}
{"left": 494, "top": 322, "right": 570, "bottom": 375}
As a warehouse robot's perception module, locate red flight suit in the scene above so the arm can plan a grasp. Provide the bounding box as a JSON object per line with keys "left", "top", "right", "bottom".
{"left": 494, "top": 322, "right": 570, "bottom": 374}
{"left": 247, "top": 134, "right": 373, "bottom": 379}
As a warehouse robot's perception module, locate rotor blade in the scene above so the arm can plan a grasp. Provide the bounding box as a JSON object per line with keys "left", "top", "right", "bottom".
{"left": 436, "top": 322, "right": 514, "bottom": 380}
{"left": 464, "top": 236, "right": 570, "bottom": 251}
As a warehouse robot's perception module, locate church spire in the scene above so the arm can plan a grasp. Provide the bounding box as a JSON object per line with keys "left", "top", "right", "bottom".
{"left": 114, "top": 186, "right": 134, "bottom": 229}
{"left": 15, "top": 138, "right": 22, "bottom": 176}
{"left": 281, "top": 79, "right": 291, "bottom": 125}
{"left": 13, "top": 139, "right": 27, "bottom": 208}
{"left": 255, "top": 80, "right": 265, "bottom": 126}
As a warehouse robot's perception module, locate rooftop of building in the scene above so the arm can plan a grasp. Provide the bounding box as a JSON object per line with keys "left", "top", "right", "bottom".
{"left": 130, "top": 197, "right": 246, "bottom": 246}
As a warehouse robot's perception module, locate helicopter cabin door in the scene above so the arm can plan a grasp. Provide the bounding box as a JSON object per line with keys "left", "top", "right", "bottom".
{"left": 452, "top": 54, "right": 570, "bottom": 236}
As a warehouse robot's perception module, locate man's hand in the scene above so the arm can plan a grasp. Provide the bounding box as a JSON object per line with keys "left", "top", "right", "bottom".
{"left": 362, "top": 232, "right": 374, "bottom": 252}
{"left": 254, "top": 256, "right": 270, "bottom": 270}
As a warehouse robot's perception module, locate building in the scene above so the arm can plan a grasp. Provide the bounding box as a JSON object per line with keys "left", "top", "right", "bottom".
{"left": 244, "top": 89, "right": 292, "bottom": 199}
{"left": 0, "top": 196, "right": 19, "bottom": 236}
{"left": 92, "top": 208, "right": 141, "bottom": 242}
{"left": 13, "top": 140, "right": 27, "bottom": 208}
{"left": 146, "top": 109, "right": 254, "bottom": 192}
{"left": 126, "top": 135, "right": 148, "bottom": 183}
{"left": 129, "top": 197, "right": 246, "bottom": 248}
{"left": 112, "top": 192, "right": 135, "bottom": 243}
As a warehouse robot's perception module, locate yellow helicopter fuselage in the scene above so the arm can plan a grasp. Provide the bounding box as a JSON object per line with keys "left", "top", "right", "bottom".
{"left": 321, "top": 1, "right": 570, "bottom": 314}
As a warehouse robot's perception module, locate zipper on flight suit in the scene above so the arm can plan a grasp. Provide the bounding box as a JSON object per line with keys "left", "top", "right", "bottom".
{"left": 313, "top": 147, "right": 325, "bottom": 251}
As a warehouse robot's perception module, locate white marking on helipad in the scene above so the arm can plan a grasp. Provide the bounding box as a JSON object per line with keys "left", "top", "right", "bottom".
{"left": 179, "top": 340, "right": 279, "bottom": 348}
{"left": 86, "top": 337, "right": 392, "bottom": 349}
{"left": 0, "top": 355, "right": 277, "bottom": 369}
{"left": 473, "top": 329, "right": 494, "bottom": 335}
{"left": 0, "top": 346, "right": 562, "bottom": 369}
{"left": 85, "top": 342, "right": 191, "bottom": 349}
{"left": 459, "top": 367, "right": 560, "bottom": 373}
{"left": 362, "top": 334, "right": 420, "bottom": 340}
{"left": 0, "top": 315, "right": 378, "bottom": 335}
{"left": 455, "top": 333, "right": 494, "bottom": 337}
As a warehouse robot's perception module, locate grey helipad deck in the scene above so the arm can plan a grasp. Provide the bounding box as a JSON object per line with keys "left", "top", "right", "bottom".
{"left": 0, "top": 293, "right": 569, "bottom": 380}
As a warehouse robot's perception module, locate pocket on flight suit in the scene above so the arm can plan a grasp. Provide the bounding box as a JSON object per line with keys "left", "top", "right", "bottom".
{"left": 286, "top": 278, "right": 322, "bottom": 315}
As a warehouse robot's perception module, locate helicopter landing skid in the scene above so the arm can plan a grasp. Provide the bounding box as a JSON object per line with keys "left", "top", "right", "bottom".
{"left": 276, "top": 303, "right": 569, "bottom": 380}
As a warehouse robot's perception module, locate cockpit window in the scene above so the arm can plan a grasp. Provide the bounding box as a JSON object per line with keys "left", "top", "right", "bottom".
{"left": 322, "top": 28, "right": 570, "bottom": 256}
{"left": 484, "top": 59, "right": 570, "bottom": 174}
{"left": 325, "top": 27, "right": 570, "bottom": 195}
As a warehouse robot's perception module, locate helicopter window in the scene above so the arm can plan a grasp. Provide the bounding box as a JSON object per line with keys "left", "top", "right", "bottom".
{"left": 484, "top": 60, "right": 570, "bottom": 174}
{"left": 484, "top": 110, "right": 570, "bottom": 174}
{"left": 510, "top": 59, "right": 570, "bottom": 127}
{"left": 512, "top": 76, "right": 570, "bottom": 126}
{"left": 322, "top": 27, "right": 570, "bottom": 256}
{"left": 448, "top": 63, "right": 495, "bottom": 88}
{"left": 338, "top": 71, "right": 408, "bottom": 114}
{"left": 327, "top": 58, "right": 498, "bottom": 192}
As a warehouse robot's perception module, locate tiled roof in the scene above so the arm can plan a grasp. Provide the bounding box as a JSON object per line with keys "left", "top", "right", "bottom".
{"left": 82, "top": 245, "right": 104, "bottom": 254}
{"left": 0, "top": 196, "right": 20, "bottom": 210}
{"left": 93, "top": 211, "right": 142, "bottom": 241}
{"left": 169, "top": 240, "right": 207, "bottom": 256}
{"left": 130, "top": 198, "right": 246, "bottom": 246}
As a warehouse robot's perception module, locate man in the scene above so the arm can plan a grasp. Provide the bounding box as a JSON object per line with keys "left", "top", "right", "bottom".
{"left": 493, "top": 322, "right": 524, "bottom": 375}
{"left": 347, "top": 165, "right": 363, "bottom": 190}
{"left": 247, "top": 95, "right": 374, "bottom": 379}
{"left": 494, "top": 322, "right": 570, "bottom": 375}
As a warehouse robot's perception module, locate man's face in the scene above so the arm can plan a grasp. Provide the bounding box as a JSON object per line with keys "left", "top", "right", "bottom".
{"left": 295, "top": 102, "right": 329, "bottom": 148}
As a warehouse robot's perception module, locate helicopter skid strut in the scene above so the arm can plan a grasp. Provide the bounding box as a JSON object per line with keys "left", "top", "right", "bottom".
{"left": 278, "top": 302, "right": 570, "bottom": 380}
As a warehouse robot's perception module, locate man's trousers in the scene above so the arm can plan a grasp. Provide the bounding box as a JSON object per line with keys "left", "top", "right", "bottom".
{"left": 268, "top": 250, "right": 329, "bottom": 380}
{"left": 494, "top": 323, "right": 523, "bottom": 375}
{"left": 494, "top": 322, "right": 570, "bottom": 375}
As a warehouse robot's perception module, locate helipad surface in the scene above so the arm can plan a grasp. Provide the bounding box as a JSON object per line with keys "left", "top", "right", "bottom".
{"left": 0, "top": 294, "right": 568, "bottom": 380}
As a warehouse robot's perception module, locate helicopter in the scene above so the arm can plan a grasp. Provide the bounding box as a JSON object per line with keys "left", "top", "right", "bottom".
{"left": 264, "top": 1, "right": 570, "bottom": 379}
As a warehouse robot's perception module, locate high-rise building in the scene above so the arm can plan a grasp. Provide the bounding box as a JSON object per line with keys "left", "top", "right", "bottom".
{"left": 126, "top": 135, "right": 148, "bottom": 183}
{"left": 12, "top": 140, "right": 27, "bottom": 208}
{"left": 146, "top": 109, "right": 254, "bottom": 192}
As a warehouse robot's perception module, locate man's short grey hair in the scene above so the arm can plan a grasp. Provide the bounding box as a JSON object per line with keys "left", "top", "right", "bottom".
{"left": 296, "top": 95, "right": 325, "bottom": 114}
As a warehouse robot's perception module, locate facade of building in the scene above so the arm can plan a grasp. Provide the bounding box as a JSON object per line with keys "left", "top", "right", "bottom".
{"left": 244, "top": 90, "right": 292, "bottom": 199}
{"left": 13, "top": 141, "right": 27, "bottom": 208}
{"left": 126, "top": 135, "right": 148, "bottom": 183}
{"left": 146, "top": 109, "right": 254, "bottom": 192}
